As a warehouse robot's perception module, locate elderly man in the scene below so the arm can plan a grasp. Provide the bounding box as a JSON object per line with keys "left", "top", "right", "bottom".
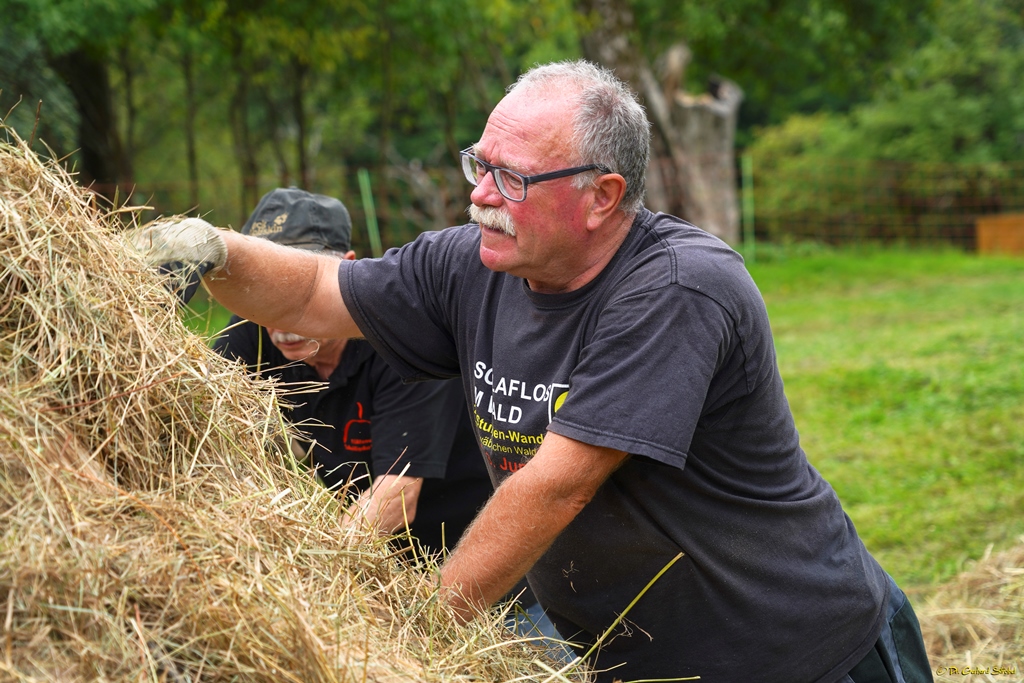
{"left": 139, "top": 61, "right": 932, "bottom": 682}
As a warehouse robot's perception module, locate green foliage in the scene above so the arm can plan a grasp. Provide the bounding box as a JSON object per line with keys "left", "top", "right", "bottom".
{"left": 749, "top": 247, "right": 1024, "bottom": 587}
{"left": 1, "top": 0, "right": 1017, "bottom": 249}
{"left": 0, "top": 0, "right": 160, "bottom": 53}
{"left": 121, "top": 0, "right": 582, "bottom": 229}
{"left": 0, "top": 26, "right": 78, "bottom": 155}
{"left": 744, "top": 113, "right": 869, "bottom": 217}
{"left": 843, "top": 0, "right": 1024, "bottom": 164}
{"left": 631, "top": 0, "right": 936, "bottom": 137}
{"left": 745, "top": 0, "right": 1024, "bottom": 244}
{"left": 748, "top": 0, "right": 1024, "bottom": 161}
{"left": 0, "top": 0, "right": 587, "bottom": 229}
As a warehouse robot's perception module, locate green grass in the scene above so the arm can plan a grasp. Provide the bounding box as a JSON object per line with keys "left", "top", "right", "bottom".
{"left": 747, "top": 245, "right": 1024, "bottom": 590}
{"left": 180, "top": 289, "right": 233, "bottom": 339}
{"left": 183, "top": 245, "right": 1024, "bottom": 591}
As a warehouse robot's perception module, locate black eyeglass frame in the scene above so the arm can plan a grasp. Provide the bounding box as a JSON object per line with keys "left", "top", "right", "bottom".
{"left": 459, "top": 147, "right": 613, "bottom": 202}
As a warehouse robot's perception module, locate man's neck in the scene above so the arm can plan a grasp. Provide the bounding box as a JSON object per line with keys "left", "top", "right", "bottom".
{"left": 527, "top": 212, "right": 635, "bottom": 294}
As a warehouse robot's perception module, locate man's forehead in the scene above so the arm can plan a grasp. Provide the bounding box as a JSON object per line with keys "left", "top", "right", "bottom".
{"left": 477, "top": 90, "right": 574, "bottom": 167}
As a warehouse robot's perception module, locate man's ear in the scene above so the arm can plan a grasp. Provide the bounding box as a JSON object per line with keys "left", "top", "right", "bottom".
{"left": 344, "top": 250, "right": 357, "bottom": 261}
{"left": 588, "top": 173, "right": 627, "bottom": 228}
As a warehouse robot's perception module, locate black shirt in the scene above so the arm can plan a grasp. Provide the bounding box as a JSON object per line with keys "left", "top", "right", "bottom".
{"left": 338, "top": 210, "right": 889, "bottom": 683}
{"left": 213, "top": 318, "right": 493, "bottom": 556}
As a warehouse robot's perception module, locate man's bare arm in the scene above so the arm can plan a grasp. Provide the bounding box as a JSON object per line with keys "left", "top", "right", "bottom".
{"left": 133, "top": 219, "right": 361, "bottom": 340}
{"left": 439, "top": 432, "right": 628, "bottom": 621}
{"left": 207, "top": 231, "right": 362, "bottom": 340}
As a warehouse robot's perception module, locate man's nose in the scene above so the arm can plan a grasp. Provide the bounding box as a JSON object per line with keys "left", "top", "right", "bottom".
{"left": 470, "top": 169, "right": 503, "bottom": 206}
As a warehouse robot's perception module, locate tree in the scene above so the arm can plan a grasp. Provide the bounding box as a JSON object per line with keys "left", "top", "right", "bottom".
{"left": 577, "top": 0, "right": 744, "bottom": 243}
{"left": 154, "top": 0, "right": 211, "bottom": 210}
{"left": 572, "top": 0, "right": 941, "bottom": 243}
{"left": 0, "top": 26, "right": 78, "bottom": 157}
{"left": 1, "top": 0, "right": 161, "bottom": 202}
{"left": 745, "top": 0, "right": 1024, "bottom": 244}
{"left": 843, "top": 0, "right": 1024, "bottom": 164}
{"left": 630, "top": 0, "right": 936, "bottom": 135}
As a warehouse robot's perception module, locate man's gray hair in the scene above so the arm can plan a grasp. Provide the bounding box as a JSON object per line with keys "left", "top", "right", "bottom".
{"left": 509, "top": 60, "right": 651, "bottom": 216}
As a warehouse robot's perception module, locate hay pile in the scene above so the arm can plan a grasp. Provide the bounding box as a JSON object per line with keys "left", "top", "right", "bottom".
{"left": 919, "top": 537, "right": 1023, "bottom": 681}
{"left": 0, "top": 132, "right": 583, "bottom": 682}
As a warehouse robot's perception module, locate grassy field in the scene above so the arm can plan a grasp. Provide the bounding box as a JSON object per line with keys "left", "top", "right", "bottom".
{"left": 185, "top": 245, "right": 1024, "bottom": 593}
{"left": 746, "top": 245, "right": 1024, "bottom": 591}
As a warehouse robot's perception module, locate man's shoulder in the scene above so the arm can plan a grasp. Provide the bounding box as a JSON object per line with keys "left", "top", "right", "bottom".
{"left": 408, "top": 222, "right": 481, "bottom": 256}
{"left": 349, "top": 223, "right": 488, "bottom": 290}
{"left": 622, "top": 210, "right": 750, "bottom": 294}
{"left": 638, "top": 210, "right": 742, "bottom": 263}
{"left": 353, "top": 341, "right": 464, "bottom": 399}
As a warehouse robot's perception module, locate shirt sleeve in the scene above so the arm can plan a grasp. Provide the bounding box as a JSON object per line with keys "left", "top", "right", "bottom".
{"left": 338, "top": 228, "right": 466, "bottom": 381}
{"left": 546, "top": 282, "right": 737, "bottom": 468}
{"left": 365, "top": 359, "right": 469, "bottom": 480}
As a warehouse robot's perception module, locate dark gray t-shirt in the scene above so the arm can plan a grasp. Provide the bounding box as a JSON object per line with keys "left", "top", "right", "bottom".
{"left": 339, "top": 209, "right": 888, "bottom": 682}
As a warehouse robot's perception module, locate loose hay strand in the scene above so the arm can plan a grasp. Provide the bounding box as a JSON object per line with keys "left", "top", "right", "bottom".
{"left": 0, "top": 128, "right": 586, "bottom": 681}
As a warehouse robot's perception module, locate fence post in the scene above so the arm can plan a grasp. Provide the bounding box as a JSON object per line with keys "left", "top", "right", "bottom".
{"left": 742, "top": 153, "right": 756, "bottom": 263}
{"left": 357, "top": 168, "right": 383, "bottom": 258}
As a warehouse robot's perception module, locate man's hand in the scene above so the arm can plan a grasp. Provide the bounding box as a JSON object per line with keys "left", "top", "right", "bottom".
{"left": 132, "top": 217, "right": 228, "bottom": 304}
{"left": 343, "top": 474, "right": 424, "bottom": 536}
{"left": 132, "top": 222, "right": 361, "bottom": 340}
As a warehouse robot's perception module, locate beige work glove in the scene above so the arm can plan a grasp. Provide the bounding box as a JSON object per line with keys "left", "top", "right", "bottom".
{"left": 132, "top": 217, "right": 228, "bottom": 304}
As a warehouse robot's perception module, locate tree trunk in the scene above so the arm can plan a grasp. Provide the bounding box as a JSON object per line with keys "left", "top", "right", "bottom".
{"left": 117, "top": 41, "right": 137, "bottom": 185}
{"left": 375, "top": 0, "right": 394, "bottom": 245}
{"left": 291, "top": 57, "right": 310, "bottom": 190}
{"left": 577, "top": 0, "right": 743, "bottom": 244}
{"left": 640, "top": 50, "right": 744, "bottom": 243}
{"left": 228, "top": 31, "right": 260, "bottom": 223}
{"left": 49, "top": 46, "right": 130, "bottom": 205}
{"left": 182, "top": 48, "right": 200, "bottom": 210}
{"left": 262, "top": 87, "right": 291, "bottom": 188}
{"left": 578, "top": 0, "right": 643, "bottom": 84}
{"left": 440, "top": 86, "right": 460, "bottom": 163}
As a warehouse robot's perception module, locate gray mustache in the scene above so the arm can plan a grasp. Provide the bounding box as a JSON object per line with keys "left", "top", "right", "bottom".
{"left": 468, "top": 205, "right": 517, "bottom": 237}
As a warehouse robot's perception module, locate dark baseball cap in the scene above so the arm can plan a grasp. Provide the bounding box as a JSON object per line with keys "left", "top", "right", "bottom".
{"left": 241, "top": 187, "right": 352, "bottom": 252}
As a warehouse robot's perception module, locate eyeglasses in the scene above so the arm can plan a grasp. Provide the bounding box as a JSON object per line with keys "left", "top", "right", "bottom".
{"left": 460, "top": 147, "right": 613, "bottom": 202}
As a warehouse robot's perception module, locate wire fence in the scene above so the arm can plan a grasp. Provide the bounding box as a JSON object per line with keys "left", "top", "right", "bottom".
{"left": 109, "top": 156, "right": 1024, "bottom": 254}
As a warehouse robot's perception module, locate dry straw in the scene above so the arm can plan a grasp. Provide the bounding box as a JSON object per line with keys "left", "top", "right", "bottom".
{"left": 919, "top": 538, "right": 1023, "bottom": 682}
{"left": 0, "top": 130, "right": 586, "bottom": 682}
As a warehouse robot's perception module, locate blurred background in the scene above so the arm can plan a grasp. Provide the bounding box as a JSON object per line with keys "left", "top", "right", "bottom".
{"left": 2, "top": 0, "right": 1022, "bottom": 255}
{"left": 2, "top": 0, "right": 1023, "bottom": 601}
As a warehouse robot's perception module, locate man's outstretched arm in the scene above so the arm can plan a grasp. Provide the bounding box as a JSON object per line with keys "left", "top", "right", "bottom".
{"left": 134, "top": 219, "right": 361, "bottom": 341}
{"left": 439, "top": 432, "right": 628, "bottom": 621}
{"left": 209, "top": 231, "right": 360, "bottom": 340}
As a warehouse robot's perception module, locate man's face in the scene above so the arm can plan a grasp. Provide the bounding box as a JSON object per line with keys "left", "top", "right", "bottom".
{"left": 469, "top": 87, "right": 595, "bottom": 293}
